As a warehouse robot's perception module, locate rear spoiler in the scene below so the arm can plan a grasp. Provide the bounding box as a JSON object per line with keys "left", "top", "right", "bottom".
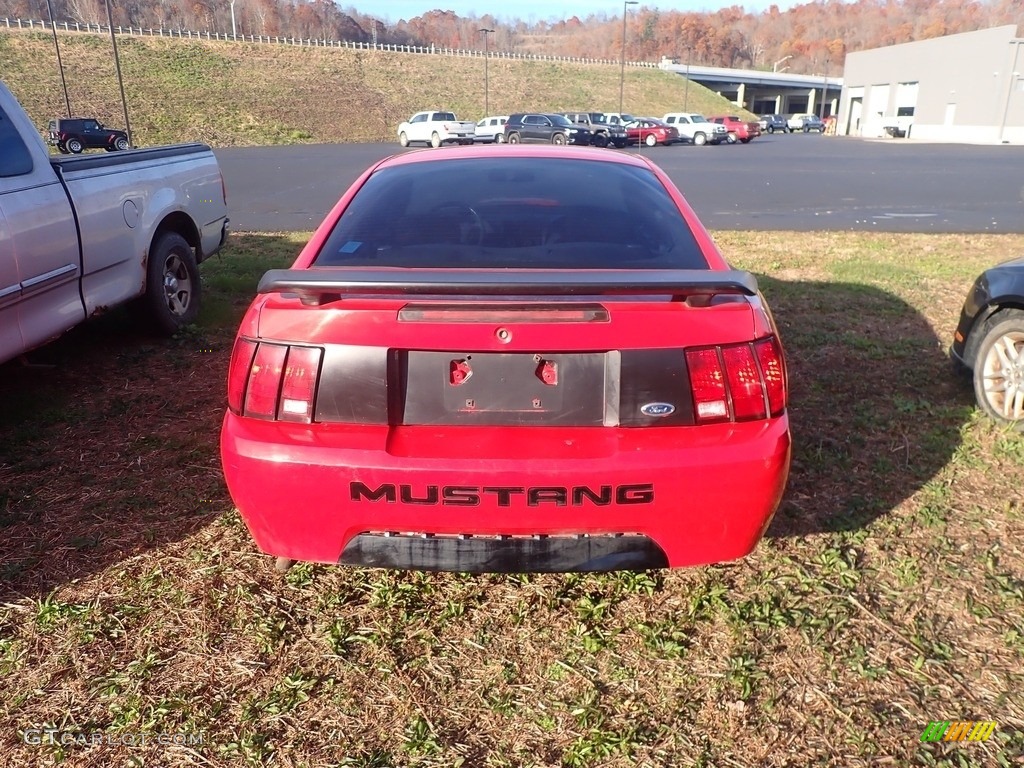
{"left": 257, "top": 268, "right": 759, "bottom": 305}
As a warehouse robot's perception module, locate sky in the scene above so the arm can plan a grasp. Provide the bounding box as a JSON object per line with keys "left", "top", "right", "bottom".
{"left": 374, "top": 1, "right": 803, "bottom": 24}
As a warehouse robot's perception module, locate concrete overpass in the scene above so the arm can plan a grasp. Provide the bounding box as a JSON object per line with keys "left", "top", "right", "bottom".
{"left": 657, "top": 59, "right": 843, "bottom": 117}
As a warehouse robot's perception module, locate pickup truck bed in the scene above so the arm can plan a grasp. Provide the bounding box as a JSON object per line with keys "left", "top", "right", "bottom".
{"left": 1, "top": 79, "right": 229, "bottom": 366}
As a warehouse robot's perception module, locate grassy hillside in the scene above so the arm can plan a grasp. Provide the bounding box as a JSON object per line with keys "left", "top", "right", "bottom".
{"left": 0, "top": 29, "right": 749, "bottom": 147}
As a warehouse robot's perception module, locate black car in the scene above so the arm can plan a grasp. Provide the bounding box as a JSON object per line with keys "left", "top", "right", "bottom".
{"left": 504, "top": 114, "right": 592, "bottom": 146}
{"left": 48, "top": 118, "right": 130, "bottom": 154}
{"left": 558, "top": 112, "right": 628, "bottom": 148}
{"left": 758, "top": 114, "right": 790, "bottom": 133}
{"left": 950, "top": 256, "right": 1024, "bottom": 428}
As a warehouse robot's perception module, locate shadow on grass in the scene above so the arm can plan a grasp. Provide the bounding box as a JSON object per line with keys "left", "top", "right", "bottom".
{"left": 758, "top": 276, "right": 976, "bottom": 539}
{"left": 0, "top": 251, "right": 975, "bottom": 600}
{"left": 0, "top": 233, "right": 299, "bottom": 602}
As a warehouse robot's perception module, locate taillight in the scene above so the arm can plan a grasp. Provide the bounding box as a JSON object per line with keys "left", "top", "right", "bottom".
{"left": 227, "top": 340, "right": 323, "bottom": 423}
{"left": 227, "top": 338, "right": 257, "bottom": 414}
{"left": 722, "top": 344, "right": 767, "bottom": 420}
{"left": 686, "top": 337, "right": 787, "bottom": 424}
{"left": 755, "top": 336, "right": 787, "bottom": 417}
{"left": 685, "top": 348, "right": 729, "bottom": 423}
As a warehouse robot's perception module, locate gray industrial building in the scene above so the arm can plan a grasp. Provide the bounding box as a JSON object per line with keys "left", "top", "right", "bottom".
{"left": 836, "top": 25, "right": 1023, "bottom": 143}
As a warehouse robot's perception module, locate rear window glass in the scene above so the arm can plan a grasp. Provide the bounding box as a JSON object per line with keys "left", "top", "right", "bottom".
{"left": 314, "top": 157, "right": 708, "bottom": 271}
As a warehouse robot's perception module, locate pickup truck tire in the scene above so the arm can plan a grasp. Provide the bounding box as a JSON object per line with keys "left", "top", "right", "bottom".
{"left": 644, "top": 133, "right": 658, "bottom": 147}
{"left": 66, "top": 137, "right": 84, "bottom": 154}
{"left": 693, "top": 133, "right": 707, "bottom": 146}
{"left": 114, "top": 137, "right": 130, "bottom": 151}
{"left": 551, "top": 133, "right": 567, "bottom": 146}
{"left": 143, "top": 232, "right": 200, "bottom": 334}
{"left": 399, "top": 131, "right": 410, "bottom": 147}
{"left": 430, "top": 132, "right": 442, "bottom": 149}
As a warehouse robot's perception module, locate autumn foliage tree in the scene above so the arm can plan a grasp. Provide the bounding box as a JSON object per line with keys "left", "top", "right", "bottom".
{"left": 1, "top": 0, "right": 1019, "bottom": 74}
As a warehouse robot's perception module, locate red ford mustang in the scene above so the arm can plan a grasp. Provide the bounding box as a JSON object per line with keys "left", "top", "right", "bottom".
{"left": 220, "top": 145, "right": 791, "bottom": 573}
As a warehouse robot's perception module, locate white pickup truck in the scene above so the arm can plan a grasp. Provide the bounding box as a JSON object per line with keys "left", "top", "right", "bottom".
{"left": 397, "top": 111, "right": 477, "bottom": 148}
{"left": 0, "top": 80, "right": 229, "bottom": 366}
{"left": 660, "top": 113, "right": 728, "bottom": 145}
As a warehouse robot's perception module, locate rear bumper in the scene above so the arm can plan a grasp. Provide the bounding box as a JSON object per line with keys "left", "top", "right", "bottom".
{"left": 221, "top": 417, "right": 791, "bottom": 571}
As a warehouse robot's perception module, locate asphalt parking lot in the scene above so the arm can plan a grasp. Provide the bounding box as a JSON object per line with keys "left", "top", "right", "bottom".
{"left": 215, "top": 134, "right": 1024, "bottom": 234}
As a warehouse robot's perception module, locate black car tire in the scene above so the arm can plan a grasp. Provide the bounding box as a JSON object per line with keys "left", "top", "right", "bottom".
{"left": 139, "top": 231, "right": 201, "bottom": 335}
{"left": 767, "top": 126, "right": 775, "bottom": 133}
{"left": 591, "top": 133, "right": 608, "bottom": 148}
{"left": 972, "top": 309, "right": 1024, "bottom": 428}
{"left": 66, "top": 137, "right": 84, "bottom": 154}
{"left": 551, "top": 133, "right": 567, "bottom": 146}
{"left": 114, "top": 136, "right": 130, "bottom": 151}
{"left": 507, "top": 132, "right": 521, "bottom": 144}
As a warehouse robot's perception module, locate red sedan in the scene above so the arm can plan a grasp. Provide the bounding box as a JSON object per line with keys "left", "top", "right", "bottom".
{"left": 220, "top": 145, "right": 791, "bottom": 573}
{"left": 624, "top": 117, "right": 683, "bottom": 146}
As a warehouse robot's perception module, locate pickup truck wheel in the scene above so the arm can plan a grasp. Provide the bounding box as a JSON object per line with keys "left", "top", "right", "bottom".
{"left": 551, "top": 133, "right": 567, "bottom": 146}
{"left": 507, "top": 132, "right": 521, "bottom": 144}
{"left": 398, "top": 131, "right": 409, "bottom": 147}
{"left": 972, "top": 309, "right": 1024, "bottom": 429}
{"left": 114, "top": 136, "right": 130, "bottom": 151}
{"left": 644, "top": 133, "right": 658, "bottom": 147}
{"left": 693, "top": 133, "right": 707, "bottom": 146}
{"left": 66, "top": 137, "right": 84, "bottom": 154}
{"left": 430, "top": 132, "right": 442, "bottom": 148}
{"left": 144, "top": 232, "right": 200, "bottom": 335}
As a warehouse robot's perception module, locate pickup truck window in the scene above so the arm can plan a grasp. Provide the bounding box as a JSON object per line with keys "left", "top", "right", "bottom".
{"left": 436, "top": 112, "right": 457, "bottom": 121}
{"left": 0, "top": 108, "right": 33, "bottom": 177}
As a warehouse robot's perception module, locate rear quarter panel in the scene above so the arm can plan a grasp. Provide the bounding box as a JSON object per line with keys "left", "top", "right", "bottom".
{"left": 54, "top": 147, "right": 228, "bottom": 314}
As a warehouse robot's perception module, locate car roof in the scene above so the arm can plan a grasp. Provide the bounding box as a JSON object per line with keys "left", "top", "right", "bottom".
{"left": 376, "top": 144, "right": 658, "bottom": 172}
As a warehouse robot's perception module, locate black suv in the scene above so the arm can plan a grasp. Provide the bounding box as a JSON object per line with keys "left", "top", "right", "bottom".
{"left": 48, "top": 118, "right": 130, "bottom": 154}
{"left": 559, "top": 112, "right": 628, "bottom": 148}
{"left": 504, "top": 114, "right": 592, "bottom": 146}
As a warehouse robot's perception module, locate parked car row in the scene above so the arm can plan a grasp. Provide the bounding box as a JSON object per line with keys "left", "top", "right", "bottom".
{"left": 399, "top": 110, "right": 766, "bottom": 149}
{"left": 757, "top": 113, "right": 827, "bottom": 133}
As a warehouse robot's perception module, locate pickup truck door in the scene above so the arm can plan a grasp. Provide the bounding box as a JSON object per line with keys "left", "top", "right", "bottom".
{"left": 0, "top": 206, "right": 22, "bottom": 362}
{"left": 406, "top": 113, "right": 429, "bottom": 142}
{"left": 0, "top": 101, "right": 84, "bottom": 358}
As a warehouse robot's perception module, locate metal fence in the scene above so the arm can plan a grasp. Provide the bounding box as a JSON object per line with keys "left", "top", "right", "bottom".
{"left": 1, "top": 17, "right": 659, "bottom": 68}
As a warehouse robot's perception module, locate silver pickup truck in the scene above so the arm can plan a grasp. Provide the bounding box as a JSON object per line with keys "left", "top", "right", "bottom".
{"left": 0, "top": 80, "right": 229, "bottom": 366}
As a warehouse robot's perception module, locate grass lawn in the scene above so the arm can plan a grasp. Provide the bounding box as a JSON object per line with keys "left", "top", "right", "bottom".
{"left": 0, "top": 231, "right": 1022, "bottom": 767}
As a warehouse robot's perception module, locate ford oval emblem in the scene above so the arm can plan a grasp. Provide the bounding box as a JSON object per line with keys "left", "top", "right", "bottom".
{"left": 640, "top": 402, "right": 676, "bottom": 417}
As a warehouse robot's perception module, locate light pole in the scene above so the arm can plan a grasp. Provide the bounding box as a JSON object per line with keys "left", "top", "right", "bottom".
{"left": 684, "top": 45, "right": 692, "bottom": 110}
{"left": 45, "top": 0, "right": 72, "bottom": 118}
{"left": 619, "top": 0, "right": 638, "bottom": 115}
{"left": 819, "top": 58, "right": 829, "bottom": 120}
{"left": 480, "top": 27, "right": 494, "bottom": 116}
{"left": 773, "top": 55, "right": 792, "bottom": 72}
{"left": 230, "top": 0, "right": 236, "bottom": 38}
{"left": 105, "top": 0, "right": 132, "bottom": 147}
